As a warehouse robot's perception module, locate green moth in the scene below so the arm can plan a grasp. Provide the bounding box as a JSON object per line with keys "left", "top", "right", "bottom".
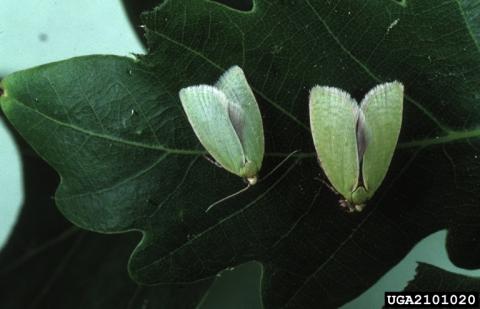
{"left": 309, "top": 82, "right": 404, "bottom": 212}
{"left": 179, "top": 66, "right": 264, "bottom": 209}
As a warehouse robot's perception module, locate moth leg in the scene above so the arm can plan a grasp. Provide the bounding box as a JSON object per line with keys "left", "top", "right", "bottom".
{"left": 316, "top": 177, "right": 340, "bottom": 196}
{"left": 339, "top": 200, "right": 355, "bottom": 213}
{"left": 203, "top": 155, "right": 223, "bottom": 168}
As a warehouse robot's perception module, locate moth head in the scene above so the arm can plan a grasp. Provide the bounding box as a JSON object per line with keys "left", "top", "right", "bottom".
{"left": 354, "top": 204, "right": 366, "bottom": 212}
{"left": 246, "top": 176, "right": 258, "bottom": 186}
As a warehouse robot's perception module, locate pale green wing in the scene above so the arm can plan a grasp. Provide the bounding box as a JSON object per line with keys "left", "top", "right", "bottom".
{"left": 360, "top": 82, "right": 404, "bottom": 196}
{"left": 215, "top": 66, "right": 264, "bottom": 173}
{"left": 309, "top": 86, "right": 360, "bottom": 200}
{"left": 179, "top": 85, "right": 245, "bottom": 176}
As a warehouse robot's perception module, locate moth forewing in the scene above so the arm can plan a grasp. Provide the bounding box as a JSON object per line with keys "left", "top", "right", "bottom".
{"left": 310, "top": 82, "right": 404, "bottom": 213}
{"left": 215, "top": 66, "right": 264, "bottom": 173}
{"left": 180, "top": 66, "right": 271, "bottom": 212}
{"left": 360, "top": 82, "right": 404, "bottom": 195}
{"left": 179, "top": 85, "right": 246, "bottom": 177}
{"left": 227, "top": 101, "right": 246, "bottom": 142}
{"left": 309, "top": 86, "right": 361, "bottom": 201}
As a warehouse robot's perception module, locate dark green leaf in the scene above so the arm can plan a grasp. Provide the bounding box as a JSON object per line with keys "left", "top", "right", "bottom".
{"left": 0, "top": 134, "right": 211, "bottom": 309}
{"left": 2, "top": 0, "right": 480, "bottom": 308}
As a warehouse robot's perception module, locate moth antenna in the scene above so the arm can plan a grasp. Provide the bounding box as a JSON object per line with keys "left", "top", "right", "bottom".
{"left": 259, "top": 150, "right": 300, "bottom": 183}
{"left": 205, "top": 150, "right": 299, "bottom": 212}
{"left": 203, "top": 155, "right": 223, "bottom": 168}
{"left": 205, "top": 183, "right": 252, "bottom": 213}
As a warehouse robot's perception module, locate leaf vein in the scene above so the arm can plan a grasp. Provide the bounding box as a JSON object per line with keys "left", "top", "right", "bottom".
{"left": 148, "top": 29, "right": 310, "bottom": 131}
{"left": 135, "top": 159, "right": 300, "bottom": 275}
{"left": 303, "top": 0, "right": 447, "bottom": 131}
{"left": 11, "top": 98, "right": 204, "bottom": 155}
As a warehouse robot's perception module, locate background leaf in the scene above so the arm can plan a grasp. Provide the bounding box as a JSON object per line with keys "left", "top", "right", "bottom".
{"left": 404, "top": 263, "right": 480, "bottom": 291}
{"left": 2, "top": 0, "right": 480, "bottom": 308}
{"left": 0, "top": 123, "right": 211, "bottom": 309}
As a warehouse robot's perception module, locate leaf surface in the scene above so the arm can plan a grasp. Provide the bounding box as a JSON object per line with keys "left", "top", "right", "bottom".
{"left": 2, "top": 0, "right": 480, "bottom": 307}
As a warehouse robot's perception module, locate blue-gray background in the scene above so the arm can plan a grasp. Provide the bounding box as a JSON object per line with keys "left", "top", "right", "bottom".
{"left": 0, "top": 1, "right": 478, "bottom": 308}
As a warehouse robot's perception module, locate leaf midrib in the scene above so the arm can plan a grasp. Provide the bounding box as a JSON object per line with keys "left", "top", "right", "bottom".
{"left": 2, "top": 97, "right": 204, "bottom": 155}
{"left": 4, "top": 96, "right": 480, "bottom": 158}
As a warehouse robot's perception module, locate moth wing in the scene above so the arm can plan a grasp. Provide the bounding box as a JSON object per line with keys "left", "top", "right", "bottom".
{"left": 179, "top": 85, "right": 246, "bottom": 176}
{"left": 309, "top": 86, "right": 360, "bottom": 200}
{"left": 215, "top": 66, "right": 264, "bottom": 173}
{"left": 226, "top": 99, "right": 245, "bottom": 143}
{"left": 360, "top": 82, "right": 404, "bottom": 196}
